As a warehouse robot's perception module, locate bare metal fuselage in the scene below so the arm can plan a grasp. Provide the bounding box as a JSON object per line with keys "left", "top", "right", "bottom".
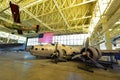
{"left": 30, "top": 44, "right": 80, "bottom": 57}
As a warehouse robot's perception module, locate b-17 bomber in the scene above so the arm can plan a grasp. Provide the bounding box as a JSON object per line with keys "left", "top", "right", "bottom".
{"left": 30, "top": 43, "right": 80, "bottom": 60}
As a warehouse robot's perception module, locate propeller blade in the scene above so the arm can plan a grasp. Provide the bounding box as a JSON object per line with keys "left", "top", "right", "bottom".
{"left": 10, "top": 1, "right": 21, "bottom": 23}
{"left": 88, "top": 56, "right": 105, "bottom": 69}
{"left": 83, "top": 37, "right": 89, "bottom": 57}
{"left": 72, "top": 54, "right": 82, "bottom": 59}
{"left": 84, "top": 37, "right": 89, "bottom": 51}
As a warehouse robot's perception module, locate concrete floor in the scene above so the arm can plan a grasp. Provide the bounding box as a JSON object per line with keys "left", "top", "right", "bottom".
{"left": 0, "top": 51, "right": 120, "bottom": 80}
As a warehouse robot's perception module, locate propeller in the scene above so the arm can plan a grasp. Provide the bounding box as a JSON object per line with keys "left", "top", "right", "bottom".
{"left": 72, "top": 48, "right": 105, "bottom": 69}
{"left": 72, "top": 37, "right": 106, "bottom": 70}
{"left": 72, "top": 37, "right": 90, "bottom": 60}
{"left": 84, "top": 38, "right": 105, "bottom": 69}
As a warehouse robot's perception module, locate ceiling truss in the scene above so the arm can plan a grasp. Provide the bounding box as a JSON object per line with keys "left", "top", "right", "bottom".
{"left": 0, "top": 0, "right": 96, "bottom": 36}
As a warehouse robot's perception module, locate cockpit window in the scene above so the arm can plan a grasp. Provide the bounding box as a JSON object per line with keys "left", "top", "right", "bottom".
{"left": 35, "top": 48, "right": 38, "bottom": 50}
{"left": 41, "top": 48, "right": 44, "bottom": 50}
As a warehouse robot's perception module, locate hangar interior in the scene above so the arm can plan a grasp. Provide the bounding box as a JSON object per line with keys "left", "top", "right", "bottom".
{"left": 0, "top": 0, "right": 120, "bottom": 80}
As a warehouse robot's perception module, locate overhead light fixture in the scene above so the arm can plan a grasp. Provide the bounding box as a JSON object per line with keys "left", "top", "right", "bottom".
{"left": 115, "top": 21, "right": 120, "bottom": 25}
{"left": 109, "top": 28, "right": 112, "bottom": 31}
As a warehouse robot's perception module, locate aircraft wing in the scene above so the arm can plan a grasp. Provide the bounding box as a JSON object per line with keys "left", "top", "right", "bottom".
{"left": 101, "top": 50, "right": 120, "bottom": 56}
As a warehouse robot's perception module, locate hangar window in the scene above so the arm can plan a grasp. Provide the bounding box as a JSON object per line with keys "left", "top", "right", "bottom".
{"left": 0, "top": 31, "right": 26, "bottom": 44}
{"left": 27, "top": 38, "right": 41, "bottom": 46}
{"left": 53, "top": 34, "right": 88, "bottom": 45}
{"left": 26, "top": 34, "right": 88, "bottom": 46}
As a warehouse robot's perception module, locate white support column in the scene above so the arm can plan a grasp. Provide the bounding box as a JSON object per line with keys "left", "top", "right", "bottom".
{"left": 102, "top": 16, "right": 115, "bottom": 62}
{"left": 101, "top": 16, "right": 112, "bottom": 49}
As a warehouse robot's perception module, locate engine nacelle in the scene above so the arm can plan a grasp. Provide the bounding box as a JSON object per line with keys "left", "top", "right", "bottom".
{"left": 80, "top": 46, "right": 102, "bottom": 60}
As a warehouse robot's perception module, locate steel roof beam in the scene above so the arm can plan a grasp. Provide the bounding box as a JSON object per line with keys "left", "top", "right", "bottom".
{"left": 68, "top": 25, "right": 89, "bottom": 30}
{"left": 0, "top": 24, "right": 11, "bottom": 32}
{"left": 22, "top": 9, "right": 54, "bottom": 31}
{"left": 0, "top": 16, "right": 23, "bottom": 27}
{"left": 62, "top": 0, "right": 96, "bottom": 10}
{"left": 20, "top": 0, "right": 95, "bottom": 22}
{"left": 0, "top": 16, "right": 13, "bottom": 24}
{"left": 0, "top": 0, "right": 47, "bottom": 16}
{"left": 53, "top": 0, "right": 70, "bottom": 29}
{"left": 52, "top": 24, "right": 89, "bottom": 31}
{"left": 20, "top": 0, "right": 48, "bottom": 11}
